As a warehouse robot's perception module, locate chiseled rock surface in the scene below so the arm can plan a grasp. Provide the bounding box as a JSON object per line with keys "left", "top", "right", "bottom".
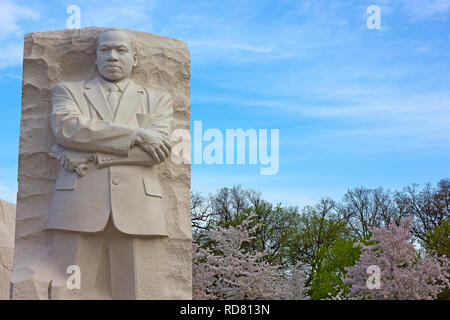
{"left": 0, "top": 199, "right": 16, "bottom": 300}
{"left": 11, "top": 27, "right": 191, "bottom": 299}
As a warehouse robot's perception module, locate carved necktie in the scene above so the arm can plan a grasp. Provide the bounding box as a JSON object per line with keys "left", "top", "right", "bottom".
{"left": 106, "top": 86, "right": 120, "bottom": 117}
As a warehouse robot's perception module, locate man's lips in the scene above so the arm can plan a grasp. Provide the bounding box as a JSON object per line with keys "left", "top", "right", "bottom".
{"left": 105, "top": 65, "right": 121, "bottom": 71}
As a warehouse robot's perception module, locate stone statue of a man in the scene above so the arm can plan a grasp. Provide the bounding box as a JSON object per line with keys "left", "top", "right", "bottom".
{"left": 30, "top": 29, "right": 175, "bottom": 299}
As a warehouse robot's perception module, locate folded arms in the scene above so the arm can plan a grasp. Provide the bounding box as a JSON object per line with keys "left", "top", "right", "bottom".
{"left": 50, "top": 82, "right": 173, "bottom": 173}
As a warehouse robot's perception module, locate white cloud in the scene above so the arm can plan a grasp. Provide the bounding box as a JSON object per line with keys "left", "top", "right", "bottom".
{"left": 257, "top": 189, "right": 319, "bottom": 208}
{"left": 0, "top": 43, "right": 23, "bottom": 70}
{"left": 0, "top": 0, "right": 40, "bottom": 39}
{"left": 193, "top": 88, "right": 450, "bottom": 154}
{"left": 189, "top": 40, "right": 274, "bottom": 54}
{"left": 1, "top": 73, "right": 22, "bottom": 80}
{"left": 82, "top": 2, "right": 155, "bottom": 31}
{"left": 404, "top": 0, "right": 450, "bottom": 18}
{"left": 191, "top": 170, "right": 347, "bottom": 208}
{"left": 191, "top": 172, "right": 315, "bottom": 208}
{"left": 0, "top": 1, "right": 39, "bottom": 70}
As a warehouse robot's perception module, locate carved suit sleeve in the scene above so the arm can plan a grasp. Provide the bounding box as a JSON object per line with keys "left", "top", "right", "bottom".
{"left": 143, "top": 89, "right": 174, "bottom": 141}
{"left": 96, "top": 89, "right": 174, "bottom": 167}
{"left": 51, "top": 82, "right": 136, "bottom": 156}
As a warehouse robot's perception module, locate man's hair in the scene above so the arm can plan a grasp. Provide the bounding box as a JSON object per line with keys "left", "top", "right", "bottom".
{"left": 96, "top": 28, "right": 137, "bottom": 55}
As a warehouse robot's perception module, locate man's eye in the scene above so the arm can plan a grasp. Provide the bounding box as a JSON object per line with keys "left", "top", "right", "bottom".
{"left": 118, "top": 49, "right": 126, "bottom": 54}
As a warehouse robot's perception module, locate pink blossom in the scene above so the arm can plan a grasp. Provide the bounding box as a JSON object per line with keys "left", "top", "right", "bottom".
{"left": 193, "top": 215, "right": 308, "bottom": 300}
{"left": 343, "top": 218, "right": 449, "bottom": 300}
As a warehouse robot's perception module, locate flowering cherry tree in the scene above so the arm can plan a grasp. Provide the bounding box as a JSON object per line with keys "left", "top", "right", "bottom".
{"left": 343, "top": 218, "right": 449, "bottom": 300}
{"left": 193, "top": 215, "right": 308, "bottom": 300}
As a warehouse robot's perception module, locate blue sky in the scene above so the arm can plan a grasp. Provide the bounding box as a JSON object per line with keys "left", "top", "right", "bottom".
{"left": 0, "top": 0, "right": 449, "bottom": 206}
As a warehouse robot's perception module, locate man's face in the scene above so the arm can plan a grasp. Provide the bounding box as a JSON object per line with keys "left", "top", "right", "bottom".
{"left": 96, "top": 31, "right": 136, "bottom": 82}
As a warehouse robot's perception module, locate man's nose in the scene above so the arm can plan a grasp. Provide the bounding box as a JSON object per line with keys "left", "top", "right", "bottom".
{"left": 106, "top": 50, "right": 119, "bottom": 61}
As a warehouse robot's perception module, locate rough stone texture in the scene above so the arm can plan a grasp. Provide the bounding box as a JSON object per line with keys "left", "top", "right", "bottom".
{"left": 0, "top": 199, "right": 16, "bottom": 300}
{"left": 11, "top": 27, "right": 191, "bottom": 299}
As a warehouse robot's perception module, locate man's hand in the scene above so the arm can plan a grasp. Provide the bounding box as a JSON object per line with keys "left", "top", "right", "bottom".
{"left": 134, "top": 129, "right": 171, "bottom": 163}
{"left": 57, "top": 149, "right": 95, "bottom": 173}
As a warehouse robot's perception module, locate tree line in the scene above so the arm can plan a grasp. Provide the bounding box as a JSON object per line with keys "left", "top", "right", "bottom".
{"left": 191, "top": 179, "right": 449, "bottom": 300}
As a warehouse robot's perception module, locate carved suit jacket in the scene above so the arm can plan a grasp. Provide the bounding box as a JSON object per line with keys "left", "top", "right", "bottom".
{"left": 46, "top": 76, "right": 173, "bottom": 236}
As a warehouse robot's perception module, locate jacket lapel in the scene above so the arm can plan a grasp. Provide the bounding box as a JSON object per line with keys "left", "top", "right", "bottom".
{"left": 83, "top": 77, "right": 114, "bottom": 122}
{"left": 114, "top": 80, "right": 143, "bottom": 124}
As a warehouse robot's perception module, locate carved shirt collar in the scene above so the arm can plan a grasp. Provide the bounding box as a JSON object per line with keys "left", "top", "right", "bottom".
{"left": 98, "top": 75, "right": 130, "bottom": 93}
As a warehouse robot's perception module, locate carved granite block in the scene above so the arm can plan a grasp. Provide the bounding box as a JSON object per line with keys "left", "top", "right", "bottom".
{"left": 11, "top": 27, "right": 191, "bottom": 300}
{"left": 0, "top": 199, "right": 16, "bottom": 300}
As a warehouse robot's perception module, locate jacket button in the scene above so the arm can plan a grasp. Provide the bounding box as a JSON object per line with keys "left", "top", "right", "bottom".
{"left": 112, "top": 177, "right": 120, "bottom": 185}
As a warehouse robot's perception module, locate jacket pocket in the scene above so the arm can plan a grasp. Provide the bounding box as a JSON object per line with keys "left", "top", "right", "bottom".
{"left": 55, "top": 169, "right": 78, "bottom": 190}
{"left": 142, "top": 177, "right": 163, "bottom": 198}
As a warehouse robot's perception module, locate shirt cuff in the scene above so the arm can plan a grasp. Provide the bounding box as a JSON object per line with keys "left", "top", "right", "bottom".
{"left": 130, "top": 132, "right": 137, "bottom": 148}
